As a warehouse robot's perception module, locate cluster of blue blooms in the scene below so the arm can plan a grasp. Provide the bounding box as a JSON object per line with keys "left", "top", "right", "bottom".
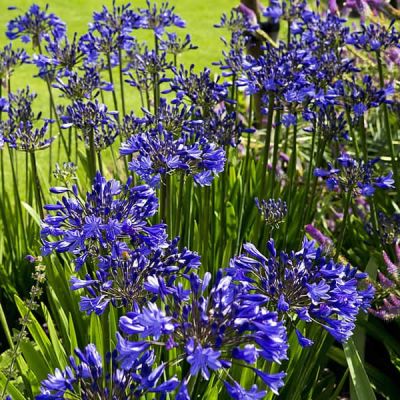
{"left": 0, "top": 87, "right": 54, "bottom": 152}
{"left": 314, "top": 153, "right": 394, "bottom": 197}
{"left": 3, "top": 0, "right": 398, "bottom": 398}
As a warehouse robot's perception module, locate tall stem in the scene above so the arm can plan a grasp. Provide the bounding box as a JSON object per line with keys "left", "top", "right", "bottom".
{"left": 259, "top": 93, "right": 275, "bottom": 200}
{"left": 376, "top": 50, "right": 399, "bottom": 198}
{"left": 30, "top": 151, "right": 44, "bottom": 219}
{"left": 87, "top": 129, "right": 97, "bottom": 181}
{"left": 118, "top": 48, "right": 126, "bottom": 116}
{"left": 107, "top": 55, "right": 119, "bottom": 115}
{"left": 335, "top": 190, "right": 352, "bottom": 262}
{"left": 37, "top": 43, "right": 69, "bottom": 159}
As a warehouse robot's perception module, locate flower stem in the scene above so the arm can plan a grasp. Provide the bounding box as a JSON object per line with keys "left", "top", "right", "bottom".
{"left": 30, "top": 151, "right": 44, "bottom": 220}
{"left": 376, "top": 50, "right": 399, "bottom": 198}
{"left": 335, "top": 190, "right": 352, "bottom": 261}
{"left": 260, "top": 93, "right": 275, "bottom": 200}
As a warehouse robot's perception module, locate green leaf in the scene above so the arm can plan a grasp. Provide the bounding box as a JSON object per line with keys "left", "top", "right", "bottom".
{"left": 21, "top": 201, "right": 41, "bottom": 226}
{"left": 0, "top": 370, "right": 25, "bottom": 400}
{"left": 14, "top": 295, "right": 59, "bottom": 371}
{"left": 343, "top": 339, "right": 376, "bottom": 400}
{"left": 41, "top": 303, "right": 68, "bottom": 368}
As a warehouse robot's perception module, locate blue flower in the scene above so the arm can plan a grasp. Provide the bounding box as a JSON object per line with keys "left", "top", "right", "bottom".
{"left": 53, "top": 65, "right": 113, "bottom": 100}
{"left": 229, "top": 238, "right": 374, "bottom": 344}
{"left": 61, "top": 100, "right": 120, "bottom": 151}
{"left": 41, "top": 172, "right": 166, "bottom": 268}
{"left": 138, "top": 0, "right": 186, "bottom": 37}
{"left": 119, "top": 100, "right": 226, "bottom": 187}
{"left": 120, "top": 302, "right": 174, "bottom": 340}
{"left": 186, "top": 340, "right": 222, "bottom": 380}
{"left": 315, "top": 154, "right": 395, "bottom": 197}
{"left": 7, "top": 4, "right": 66, "bottom": 47}
{"left": 37, "top": 342, "right": 177, "bottom": 399}
{"left": 0, "top": 44, "right": 29, "bottom": 82}
{"left": 118, "top": 271, "right": 288, "bottom": 396}
{"left": 224, "top": 381, "right": 267, "bottom": 399}
{"left": 1, "top": 87, "right": 55, "bottom": 152}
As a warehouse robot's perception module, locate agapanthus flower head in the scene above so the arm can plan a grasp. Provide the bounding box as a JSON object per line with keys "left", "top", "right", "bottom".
{"left": 41, "top": 172, "right": 166, "bottom": 269}
{"left": 255, "top": 197, "right": 287, "bottom": 228}
{"left": 204, "top": 107, "right": 253, "bottom": 147}
{"left": 215, "top": 7, "right": 259, "bottom": 33}
{"left": 71, "top": 236, "right": 200, "bottom": 315}
{"left": 314, "top": 153, "right": 395, "bottom": 197}
{"left": 166, "top": 65, "right": 229, "bottom": 111}
{"left": 373, "top": 211, "right": 400, "bottom": 245}
{"left": 6, "top": 4, "right": 66, "bottom": 47}
{"left": 125, "top": 45, "right": 172, "bottom": 92}
{"left": 53, "top": 65, "right": 113, "bottom": 100}
{"left": 32, "top": 33, "right": 83, "bottom": 79}
{"left": 369, "top": 242, "right": 400, "bottom": 320}
{"left": 0, "top": 87, "right": 55, "bottom": 152}
{"left": 263, "top": 0, "right": 283, "bottom": 23}
{"left": 337, "top": 75, "right": 394, "bottom": 120}
{"left": 137, "top": 0, "right": 186, "bottom": 37}
{"left": 79, "top": 1, "right": 140, "bottom": 64}
{"left": 303, "top": 104, "right": 350, "bottom": 145}
{"left": 53, "top": 162, "right": 77, "bottom": 187}
{"left": 5, "top": 119, "right": 55, "bottom": 152}
{"left": 37, "top": 342, "right": 179, "bottom": 399}
{"left": 120, "top": 121, "right": 226, "bottom": 187}
{"left": 159, "top": 32, "right": 198, "bottom": 56}
{"left": 61, "top": 99, "right": 119, "bottom": 151}
{"left": 228, "top": 238, "right": 374, "bottom": 343}
{"left": 118, "top": 270, "right": 288, "bottom": 397}
{"left": 346, "top": 20, "right": 400, "bottom": 52}
{"left": 0, "top": 44, "right": 29, "bottom": 83}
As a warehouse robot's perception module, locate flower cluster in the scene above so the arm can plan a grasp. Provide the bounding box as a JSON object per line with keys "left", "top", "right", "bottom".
{"left": 71, "top": 236, "right": 200, "bottom": 315}
{"left": 346, "top": 21, "right": 400, "bottom": 52}
{"left": 53, "top": 66, "right": 113, "bottom": 100}
{"left": 228, "top": 238, "right": 374, "bottom": 343}
{"left": 255, "top": 197, "right": 287, "bottom": 228}
{"left": 41, "top": 172, "right": 166, "bottom": 269}
{"left": 61, "top": 100, "right": 120, "bottom": 150}
{"left": 314, "top": 153, "right": 394, "bottom": 197}
{"left": 0, "top": 43, "right": 29, "bottom": 83}
{"left": 118, "top": 270, "right": 288, "bottom": 398}
{"left": 37, "top": 343, "right": 179, "bottom": 399}
{"left": 7, "top": 4, "right": 66, "bottom": 46}
{"left": 120, "top": 99, "right": 226, "bottom": 187}
{"left": 32, "top": 34, "right": 83, "bottom": 79}
{"left": 79, "top": 2, "right": 141, "bottom": 64}
{"left": 137, "top": 0, "right": 186, "bottom": 37}
{"left": 0, "top": 87, "right": 55, "bottom": 152}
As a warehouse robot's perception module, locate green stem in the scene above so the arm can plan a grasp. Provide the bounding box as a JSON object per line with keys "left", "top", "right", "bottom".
{"left": 107, "top": 55, "right": 119, "bottom": 115}
{"left": 270, "top": 107, "right": 282, "bottom": 196}
{"left": 87, "top": 129, "right": 97, "bottom": 180}
{"left": 118, "top": 48, "right": 126, "bottom": 117}
{"left": 260, "top": 93, "right": 275, "bottom": 200}
{"left": 175, "top": 173, "right": 185, "bottom": 237}
{"left": 284, "top": 120, "right": 297, "bottom": 247}
{"left": 345, "top": 106, "right": 360, "bottom": 159}
{"left": 359, "top": 115, "right": 368, "bottom": 163}
{"left": 38, "top": 41, "right": 69, "bottom": 159}
{"left": 335, "top": 190, "right": 352, "bottom": 261}
{"left": 376, "top": 50, "right": 399, "bottom": 198}
{"left": 160, "top": 176, "right": 167, "bottom": 224}
{"left": 8, "top": 148, "right": 27, "bottom": 248}
{"left": 30, "top": 151, "right": 44, "bottom": 220}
